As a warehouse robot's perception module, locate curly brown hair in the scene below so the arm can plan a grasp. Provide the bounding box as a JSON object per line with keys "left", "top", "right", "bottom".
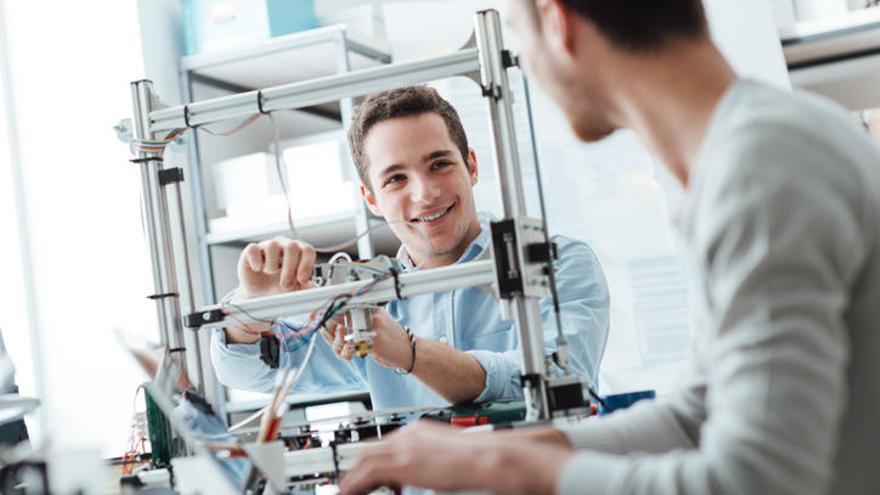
{"left": 348, "top": 86, "right": 469, "bottom": 191}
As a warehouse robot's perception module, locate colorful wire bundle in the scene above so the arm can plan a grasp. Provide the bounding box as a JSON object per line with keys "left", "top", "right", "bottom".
{"left": 132, "top": 128, "right": 187, "bottom": 153}
{"left": 220, "top": 264, "right": 401, "bottom": 353}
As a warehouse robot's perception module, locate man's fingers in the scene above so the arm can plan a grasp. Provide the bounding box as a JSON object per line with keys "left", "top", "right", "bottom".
{"left": 262, "top": 239, "right": 283, "bottom": 275}
{"left": 296, "top": 243, "right": 316, "bottom": 285}
{"left": 334, "top": 326, "right": 346, "bottom": 350}
{"left": 321, "top": 328, "right": 334, "bottom": 346}
{"left": 279, "top": 240, "right": 302, "bottom": 288}
{"left": 242, "top": 243, "right": 263, "bottom": 273}
{"left": 340, "top": 342, "right": 355, "bottom": 361}
{"left": 339, "top": 457, "right": 400, "bottom": 495}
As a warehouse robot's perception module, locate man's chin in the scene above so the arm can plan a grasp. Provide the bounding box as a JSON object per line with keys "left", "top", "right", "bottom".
{"left": 571, "top": 120, "right": 617, "bottom": 143}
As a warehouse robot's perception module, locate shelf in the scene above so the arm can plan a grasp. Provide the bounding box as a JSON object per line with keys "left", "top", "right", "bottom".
{"left": 781, "top": 8, "right": 880, "bottom": 69}
{"left": 205, "top": 211, "right": 400, "bottom": 255}
{"left": 780, "top": 8, "right": 880, "bottom": 110}
{"left": 181, "top": 24, "right": 391, "bottom": 92}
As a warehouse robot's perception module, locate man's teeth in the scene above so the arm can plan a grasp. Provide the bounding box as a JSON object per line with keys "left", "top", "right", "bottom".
{"left": 420, "top": 206, "right": 451, "bottom": 222}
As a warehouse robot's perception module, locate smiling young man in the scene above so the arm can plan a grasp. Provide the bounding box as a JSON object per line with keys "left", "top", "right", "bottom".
{"left": 339, "top": 1, "right": 880, "bottom": 494}
{"left": 211, "top": 86, "right": 610, "bottom": 412}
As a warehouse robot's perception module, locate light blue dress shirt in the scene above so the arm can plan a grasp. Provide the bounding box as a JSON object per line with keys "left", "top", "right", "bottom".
{"left": 211, "top": 215, "right": 610, "bottom": 412}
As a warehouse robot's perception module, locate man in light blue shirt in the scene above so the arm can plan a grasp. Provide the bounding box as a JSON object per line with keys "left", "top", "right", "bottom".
{"left": 211, "top": 86, "right": 609, "bottom": 412}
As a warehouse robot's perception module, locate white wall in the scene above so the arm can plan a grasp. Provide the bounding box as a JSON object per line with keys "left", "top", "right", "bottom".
{"left": 2, "top": 0, "right": 158, "bottom": 458}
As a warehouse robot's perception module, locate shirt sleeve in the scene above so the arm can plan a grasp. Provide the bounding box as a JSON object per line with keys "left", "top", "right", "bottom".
{"left": 210, "top": 316, "right": 367, "bottom": 395}
{"left": 554, "top": 132, "right": 863, "bottom": 494}
{"left": 468, "top": 236, "right": 611, "bottom": 402}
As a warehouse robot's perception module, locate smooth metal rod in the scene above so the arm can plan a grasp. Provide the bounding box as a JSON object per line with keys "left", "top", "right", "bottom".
{"left": 475, "top": 10, "right": 550, "bottom": 420}
{"left": 194, "top": 260, "right": 496, "bottom": 329}
{"left": 475, "top": 10, "right": 529, "bottom": 219}
{"left": 149, "top": 49, "right": 481, "bottom": 132}
{"left": 131, "top": 80, "right": 188, "bottom": 367}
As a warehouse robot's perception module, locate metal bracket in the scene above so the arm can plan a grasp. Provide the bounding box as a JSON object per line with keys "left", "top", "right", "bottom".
{"left": 184, "top": 309, "right": 224, "bottom": 328}
{"left": 490, "top": 218, "right": 551, "bottom": 300}
{"left": 501, "top": 49, "right": 518, "bottom": 69}
{"left": 526, "top": 241, "right": 558, "bottom": 264}
{"left": 158, "top": 167, "right": 185, "bottom": 186}
{"left": 490, "top": 219, "right": 523, "bottom": 298}
{"left": 546, "top": 375, "right": 589, "bottom": 417}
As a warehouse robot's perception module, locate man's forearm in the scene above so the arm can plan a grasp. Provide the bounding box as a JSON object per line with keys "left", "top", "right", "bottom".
{"left": 223, "top": 323, "right": 268, "bottom": 344}
{"left": 222, "top": 289, "right": 271, "bottom": 344}
{"left": 412, "top": 338, "right": 487, "bottom": 404}
{"left": 496, "top": 425, "right": 573, "bottom": 448}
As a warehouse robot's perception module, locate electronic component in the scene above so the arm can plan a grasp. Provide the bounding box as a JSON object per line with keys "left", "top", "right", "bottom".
{"left": 313, "top": 254, "right": 399, "bottom": 358}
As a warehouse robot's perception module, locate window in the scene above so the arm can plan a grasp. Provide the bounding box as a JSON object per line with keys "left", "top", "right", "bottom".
{"left": 1, "top": 0, "right": 159, "bottom": 456}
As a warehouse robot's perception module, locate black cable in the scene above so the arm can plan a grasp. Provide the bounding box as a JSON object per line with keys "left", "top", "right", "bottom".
{"left": 223, "top": 301, "right": 275, "bottom": 325}
{"left": 522, "top": 76, "right": 568, "bottom": 353}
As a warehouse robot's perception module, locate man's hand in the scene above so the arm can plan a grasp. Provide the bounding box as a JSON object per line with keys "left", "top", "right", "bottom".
{"left": 320, "top": 309, "right": 414, "bottom": 370}
{"left": 224, "top": 237, "right": 316, "bottom": 344}
{"left": 338, "top": 421, "right": 572, "bottom": 495}
{"left": 237, "top": 237, "right": 316, "bottom": 299}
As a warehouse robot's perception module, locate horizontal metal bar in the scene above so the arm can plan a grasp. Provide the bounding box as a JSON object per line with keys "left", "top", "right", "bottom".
{"left": 191, "top": 260, "right": 496, "bottom": 328}
{"left": 151, "top": 49, "right": 481, "bottom": 132}
{"left": 284, "top": 446, "right": 335, "bottom": 478}
{"left": 283, "top": 441, "right": 377, "bottom": 479}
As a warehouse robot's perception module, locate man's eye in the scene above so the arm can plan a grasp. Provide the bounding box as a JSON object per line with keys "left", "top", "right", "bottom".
{"left": 432, "top": 161, "right": 453, "bottom": 170}
{"left": 384, "top": 175, "right": 405, "bottom": 187}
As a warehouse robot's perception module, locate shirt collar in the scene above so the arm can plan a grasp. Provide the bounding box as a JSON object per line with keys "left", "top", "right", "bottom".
{"left": 395, "top": 212, "right": 494, "bottom": 270}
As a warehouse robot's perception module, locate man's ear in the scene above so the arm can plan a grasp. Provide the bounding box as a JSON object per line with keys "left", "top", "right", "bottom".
{"left": 538, "top": 0, "right": 576, "bottom": 57}
{"left": 359, "top": 183, "right": 383, "bottom": 216}
{"left": 467, "top": 148, "right": 478, "bottom": 186}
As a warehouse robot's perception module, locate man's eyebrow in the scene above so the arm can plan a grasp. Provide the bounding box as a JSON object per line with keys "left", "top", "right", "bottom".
{"left": 376, "top": 150, "right": 456, "bottom": 178}
{"left": 377, "top": 163, "right": 407, "bottom": 178}
{"left": 421, "top": 149, "right": 454, "bottom": 162}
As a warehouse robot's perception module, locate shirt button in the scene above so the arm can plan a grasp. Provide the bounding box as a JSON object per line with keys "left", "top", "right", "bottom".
{"left": 438, "top": 336, "right": 448, "bottom": 345}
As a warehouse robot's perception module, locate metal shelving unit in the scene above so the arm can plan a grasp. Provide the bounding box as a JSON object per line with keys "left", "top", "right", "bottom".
{"left": 181, "top": 25, "right": 391, "bottom": 299}
{"left": 781, "top": 8, "right": 880, "bottom": 109}
{"left": 178, "top": 25, "right": 392, "bottom": 415}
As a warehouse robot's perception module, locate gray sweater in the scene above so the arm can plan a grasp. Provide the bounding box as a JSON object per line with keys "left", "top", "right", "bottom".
{"left": 556, "top": 80, "right": 880, "bottom": 494}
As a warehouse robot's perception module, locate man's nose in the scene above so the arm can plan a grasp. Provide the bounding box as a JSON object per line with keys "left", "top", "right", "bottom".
{"left": 410, "top": 175, "right": 441, "bottom": 203}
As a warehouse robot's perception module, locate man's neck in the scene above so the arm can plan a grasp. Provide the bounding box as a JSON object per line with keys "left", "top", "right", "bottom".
{"left": 608, "top": 40, "right": 737, "bottom": 186}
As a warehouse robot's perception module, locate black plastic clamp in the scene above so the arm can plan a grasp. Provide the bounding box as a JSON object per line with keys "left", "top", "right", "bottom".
{"left": 389, "top": 267, "right": 405, "bottom": 300}
{"left": 519, "top": 373, "right": 543, "bottom": 389}
{"left": 481, "top": 84, "right": 501, "bottom": 99}
{"left": 501, "top": 49, "right": 518, "bottom": 68}
{"left": 259, "top": 335, "right": 280, "bottom": 369}
{"left": 147, "top": 292, "right": 178, "bottom": 300}
{"left": 257, "top": 90, "right": 269, "bottom": 115}
{"left": 158, "top": 167, "right": 185, "bottom": 186}
{"left": 130, "top": 156, "right": 164, "bottom": 164}
{"left": 184, "top": 309, "right": 224, "bottom": 328}
{"left": 183, "top": 104, "right": 192, "bottom": 128}
{"left": 526, "top": 242, "right": 558, "bottom": 264}
{"left": 490, "top": 219, "right": 523, "bottom": 298}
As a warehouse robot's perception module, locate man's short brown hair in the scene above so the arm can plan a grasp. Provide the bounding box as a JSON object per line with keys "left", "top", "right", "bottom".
{"left": 529, "top": 0, "right": 708, "bottom": 51}
{"left": 348, "top": 86, "right": 469, "bottom": 190}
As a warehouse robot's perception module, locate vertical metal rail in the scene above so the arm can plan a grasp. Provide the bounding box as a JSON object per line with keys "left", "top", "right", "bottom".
{"left": 337, "top": 31, "right": 375, "bottom": 259}
{"left": 179, "top": 70, "right": 225, "bottom": 409}
{"left": 475, "top": 10, "right": 550, "bottom": 421}
{"left": 130, "top": 79, "right": 198, "bottom": 387}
